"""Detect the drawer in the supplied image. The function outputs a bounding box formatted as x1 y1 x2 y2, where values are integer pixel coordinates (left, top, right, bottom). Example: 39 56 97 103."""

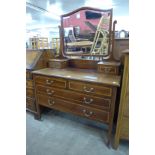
26 80 34 88
26 97 36 112
98 66 118 75
120 117 129 139
37 94 109 123
26 88 34 98
34 75 66 88
36 85 111 110
69 81 112 97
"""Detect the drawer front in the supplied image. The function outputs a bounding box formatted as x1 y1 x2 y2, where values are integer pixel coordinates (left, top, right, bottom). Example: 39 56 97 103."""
69 81 112 97
34 75 66 88
98 66 118 75
37 94 109 123
120 117 129 139
26 88 34 98
36 85 111 110
26 80 34 88
26 97 36 112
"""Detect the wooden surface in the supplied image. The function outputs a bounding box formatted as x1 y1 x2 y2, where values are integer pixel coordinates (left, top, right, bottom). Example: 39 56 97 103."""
32 68 121 87
114 53 129 149
68 59 98 69
113 38 129 60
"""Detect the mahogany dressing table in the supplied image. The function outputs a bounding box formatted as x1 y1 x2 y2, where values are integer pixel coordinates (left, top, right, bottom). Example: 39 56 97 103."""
31 7 121 147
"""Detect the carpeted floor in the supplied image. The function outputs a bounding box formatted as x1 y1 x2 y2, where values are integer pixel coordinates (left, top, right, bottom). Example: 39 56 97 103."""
26 109 129 155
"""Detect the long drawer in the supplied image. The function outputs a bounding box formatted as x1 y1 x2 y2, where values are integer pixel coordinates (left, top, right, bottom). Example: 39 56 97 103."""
36 85 111 110
34 75 67 89
69 81 112 97
37 94 110 123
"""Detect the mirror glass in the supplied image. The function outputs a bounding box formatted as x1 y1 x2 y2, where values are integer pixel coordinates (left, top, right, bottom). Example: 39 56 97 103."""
61 8 112 57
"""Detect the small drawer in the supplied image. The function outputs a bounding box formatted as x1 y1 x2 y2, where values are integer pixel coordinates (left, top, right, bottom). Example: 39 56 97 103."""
98 66 118 75
26 80 34 88
34 75 66 88
97 61 120 75
37 94 109 123
69 81 112 97
26 97 36 112
36 85 111 110
26 88 34 98
36 85 66 99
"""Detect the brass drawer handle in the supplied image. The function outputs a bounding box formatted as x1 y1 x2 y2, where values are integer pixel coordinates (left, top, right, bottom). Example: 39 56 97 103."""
83 86 94 93
46 89 54 95
83 97 93 104
82 109 93 117
48 99 55 106
46 79 54 85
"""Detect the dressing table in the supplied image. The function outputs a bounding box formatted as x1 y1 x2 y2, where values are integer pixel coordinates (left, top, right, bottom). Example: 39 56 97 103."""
32 7 121 146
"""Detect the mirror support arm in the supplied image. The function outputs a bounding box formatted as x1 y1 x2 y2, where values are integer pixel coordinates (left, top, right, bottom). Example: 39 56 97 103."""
109 20 117 61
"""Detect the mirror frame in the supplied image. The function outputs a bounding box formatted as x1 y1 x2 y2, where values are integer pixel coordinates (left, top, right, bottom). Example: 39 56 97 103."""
60 7 113 57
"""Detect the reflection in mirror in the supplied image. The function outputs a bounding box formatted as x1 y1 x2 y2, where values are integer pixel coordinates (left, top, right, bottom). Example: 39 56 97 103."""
61 7 113 58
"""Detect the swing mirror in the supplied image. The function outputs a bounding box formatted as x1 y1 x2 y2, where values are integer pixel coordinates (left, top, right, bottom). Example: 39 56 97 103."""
60 7 113 58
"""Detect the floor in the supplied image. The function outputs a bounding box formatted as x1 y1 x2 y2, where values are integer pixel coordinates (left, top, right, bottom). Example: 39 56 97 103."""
26 109 129 155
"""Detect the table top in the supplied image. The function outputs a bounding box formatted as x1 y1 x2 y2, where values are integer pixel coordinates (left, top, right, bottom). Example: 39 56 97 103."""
32 68 121 87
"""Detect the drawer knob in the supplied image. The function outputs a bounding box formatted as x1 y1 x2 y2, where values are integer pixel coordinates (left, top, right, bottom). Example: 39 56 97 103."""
83 97 93 104
46 79 54 85
48 99 55 106
46 89 54 95
83 86 94 93
82 109 93 117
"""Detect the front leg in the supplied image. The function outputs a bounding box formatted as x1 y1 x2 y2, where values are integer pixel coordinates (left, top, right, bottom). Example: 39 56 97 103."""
34 103 41 120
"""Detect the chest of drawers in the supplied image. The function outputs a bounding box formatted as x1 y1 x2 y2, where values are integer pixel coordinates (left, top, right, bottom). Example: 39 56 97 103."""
32 68 120 145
